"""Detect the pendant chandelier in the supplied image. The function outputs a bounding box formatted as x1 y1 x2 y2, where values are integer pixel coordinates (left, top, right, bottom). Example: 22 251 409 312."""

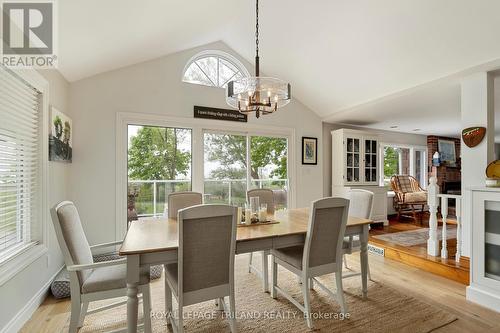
226 0 291 118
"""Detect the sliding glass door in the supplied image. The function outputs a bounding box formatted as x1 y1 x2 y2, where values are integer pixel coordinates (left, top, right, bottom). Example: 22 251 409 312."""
203 131 289 209
127 125 192 219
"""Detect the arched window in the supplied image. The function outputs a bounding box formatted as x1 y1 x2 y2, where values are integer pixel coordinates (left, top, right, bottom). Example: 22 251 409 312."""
182 51 250 88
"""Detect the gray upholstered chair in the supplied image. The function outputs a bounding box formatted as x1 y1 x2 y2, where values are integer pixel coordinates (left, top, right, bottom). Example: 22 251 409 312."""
271 197 349 329
343 189 373 280
166 191 203 219
50 201 152 333
246 189 275 292
164 204 237 333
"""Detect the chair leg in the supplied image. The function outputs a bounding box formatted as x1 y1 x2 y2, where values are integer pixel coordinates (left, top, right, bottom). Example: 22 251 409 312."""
69 297 81 333
335 271 348 314
262 251 269 292
142 285 152 333
343 254 349 270
302 275 313 329
309 278 314 290
228 293 237 333
271 255 277 299
78 302 88 328
176 304 184 333
165 280 172 325
248 252 253 273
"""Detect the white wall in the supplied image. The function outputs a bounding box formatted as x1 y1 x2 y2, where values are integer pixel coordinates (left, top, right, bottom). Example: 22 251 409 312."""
0 69 70 332
69 41 324 245
322 122 428 197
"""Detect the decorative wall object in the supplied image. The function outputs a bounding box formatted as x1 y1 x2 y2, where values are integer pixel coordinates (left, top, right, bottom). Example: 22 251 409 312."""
302 137 317 165
438 139 456 164
462 126 486 148
49 107 72 162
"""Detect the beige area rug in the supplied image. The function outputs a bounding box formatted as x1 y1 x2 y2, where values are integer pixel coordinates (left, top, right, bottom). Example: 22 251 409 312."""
372 226 457 247
68 254 457 333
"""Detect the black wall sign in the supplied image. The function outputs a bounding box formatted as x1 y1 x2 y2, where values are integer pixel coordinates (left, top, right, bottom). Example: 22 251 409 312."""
193 105 247 123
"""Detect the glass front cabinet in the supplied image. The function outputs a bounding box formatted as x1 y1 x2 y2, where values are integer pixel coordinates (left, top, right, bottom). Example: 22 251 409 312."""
468 188 500 311
332 129 379 186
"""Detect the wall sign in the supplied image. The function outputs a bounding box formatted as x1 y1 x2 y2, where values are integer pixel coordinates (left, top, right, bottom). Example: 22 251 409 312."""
462 126 486 148
193 105 247 122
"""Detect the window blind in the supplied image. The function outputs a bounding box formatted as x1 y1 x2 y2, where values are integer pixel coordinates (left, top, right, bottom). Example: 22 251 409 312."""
0 67 40 260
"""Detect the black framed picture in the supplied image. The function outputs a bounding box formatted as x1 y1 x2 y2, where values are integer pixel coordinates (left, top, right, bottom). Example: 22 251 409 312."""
302 137 318 165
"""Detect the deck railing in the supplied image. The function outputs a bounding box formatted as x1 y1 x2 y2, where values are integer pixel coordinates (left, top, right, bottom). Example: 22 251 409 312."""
128 178 288 217
427 176 462 262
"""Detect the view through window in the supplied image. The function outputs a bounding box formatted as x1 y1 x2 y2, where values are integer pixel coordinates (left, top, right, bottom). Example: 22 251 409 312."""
382 145 427 189
127 125 192 219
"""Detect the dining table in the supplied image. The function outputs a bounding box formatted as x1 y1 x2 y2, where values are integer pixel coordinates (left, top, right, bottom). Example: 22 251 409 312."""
119 207 373 333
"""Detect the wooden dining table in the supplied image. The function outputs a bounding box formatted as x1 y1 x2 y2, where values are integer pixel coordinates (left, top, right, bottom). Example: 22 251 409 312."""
119 207 372 333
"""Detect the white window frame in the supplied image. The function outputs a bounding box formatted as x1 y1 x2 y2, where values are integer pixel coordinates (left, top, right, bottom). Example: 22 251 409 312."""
378 142 428 189
181 50 250 88
0 69 49 286
115 112 296 240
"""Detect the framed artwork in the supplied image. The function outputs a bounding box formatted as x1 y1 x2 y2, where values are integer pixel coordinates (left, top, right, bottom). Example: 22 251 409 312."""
49 107 73 162
438 139 456 164
302 137 317 165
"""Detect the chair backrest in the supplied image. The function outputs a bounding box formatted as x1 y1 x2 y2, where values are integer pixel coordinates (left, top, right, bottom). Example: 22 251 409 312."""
177 204 237 294
391 175 422 194
50 201 94 284
247 189 275 214
303 197 349 269
348 189 374 219
167 191 202 219
272 189 287 208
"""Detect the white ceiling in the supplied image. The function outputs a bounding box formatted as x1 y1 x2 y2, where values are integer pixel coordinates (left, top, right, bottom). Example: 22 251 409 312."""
59 0 500 136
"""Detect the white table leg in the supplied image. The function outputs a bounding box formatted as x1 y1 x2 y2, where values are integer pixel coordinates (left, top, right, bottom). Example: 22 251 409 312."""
127 254 140 333
360 225 369 299
262 250 269 293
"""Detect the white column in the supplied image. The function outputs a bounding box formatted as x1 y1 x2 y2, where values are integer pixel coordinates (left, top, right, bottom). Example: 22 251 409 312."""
455 198 462 262
427 177 440 256
461 72 495 258
441 197 448 259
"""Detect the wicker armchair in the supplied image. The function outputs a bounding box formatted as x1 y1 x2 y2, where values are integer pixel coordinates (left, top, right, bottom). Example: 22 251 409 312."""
390 175 427 222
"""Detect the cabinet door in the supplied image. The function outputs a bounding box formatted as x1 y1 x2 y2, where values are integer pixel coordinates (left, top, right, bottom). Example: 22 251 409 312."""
345 137 361 183
473 191 500 290
363 138 378 184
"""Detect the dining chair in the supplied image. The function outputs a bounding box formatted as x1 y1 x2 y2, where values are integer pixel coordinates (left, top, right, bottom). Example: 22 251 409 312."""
166 191 203 219
343 189 373 280
246 188 275 292
271 197 349 329
164 204 238 333
50 201 152 333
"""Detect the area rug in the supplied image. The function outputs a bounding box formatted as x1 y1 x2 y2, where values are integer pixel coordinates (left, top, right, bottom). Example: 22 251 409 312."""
67 254 457 333
372 226 457 247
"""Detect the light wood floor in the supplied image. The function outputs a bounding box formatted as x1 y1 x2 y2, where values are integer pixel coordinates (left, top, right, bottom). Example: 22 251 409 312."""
21 254 500 333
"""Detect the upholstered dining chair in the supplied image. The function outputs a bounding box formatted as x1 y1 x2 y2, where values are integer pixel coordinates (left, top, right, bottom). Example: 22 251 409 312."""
271 197 349 329
50 201 152 333
246 188 275 291
166 191 203 219
164 204 238 333
343 189 374 281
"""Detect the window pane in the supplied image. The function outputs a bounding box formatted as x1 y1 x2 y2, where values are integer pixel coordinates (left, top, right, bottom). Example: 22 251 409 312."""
127 125 192 220
195 57 218 86
383 146 400 187
250 136 288 210
183 63 214 86
204 132 247 205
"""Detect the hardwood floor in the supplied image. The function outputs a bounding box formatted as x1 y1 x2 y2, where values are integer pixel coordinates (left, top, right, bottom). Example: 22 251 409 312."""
21 253 500 333
369 214 470 284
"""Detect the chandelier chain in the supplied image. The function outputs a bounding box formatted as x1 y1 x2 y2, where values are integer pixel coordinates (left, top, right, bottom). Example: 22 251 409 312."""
255 0 259 57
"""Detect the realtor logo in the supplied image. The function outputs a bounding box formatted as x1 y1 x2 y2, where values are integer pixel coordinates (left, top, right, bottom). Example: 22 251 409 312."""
1 1 57 67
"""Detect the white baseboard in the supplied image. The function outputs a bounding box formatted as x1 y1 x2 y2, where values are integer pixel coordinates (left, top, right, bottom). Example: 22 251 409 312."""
0 265 64 333
466 284 500 313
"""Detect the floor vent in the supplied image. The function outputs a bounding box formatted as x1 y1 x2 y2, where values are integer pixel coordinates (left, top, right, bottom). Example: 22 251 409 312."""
368 243 385 257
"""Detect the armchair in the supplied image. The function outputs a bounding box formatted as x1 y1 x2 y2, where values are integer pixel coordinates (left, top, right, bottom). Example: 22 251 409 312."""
390 175 427 223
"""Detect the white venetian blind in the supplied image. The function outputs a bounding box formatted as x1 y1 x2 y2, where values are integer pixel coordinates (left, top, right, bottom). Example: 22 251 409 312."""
0 67 40 260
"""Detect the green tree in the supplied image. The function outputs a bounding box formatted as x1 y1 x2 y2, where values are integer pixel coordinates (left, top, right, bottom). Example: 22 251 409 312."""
204 134 287 180
384 146 399 184
128 127 191 181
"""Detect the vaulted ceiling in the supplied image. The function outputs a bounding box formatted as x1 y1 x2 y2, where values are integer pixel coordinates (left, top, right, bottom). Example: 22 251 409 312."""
59 0 500 136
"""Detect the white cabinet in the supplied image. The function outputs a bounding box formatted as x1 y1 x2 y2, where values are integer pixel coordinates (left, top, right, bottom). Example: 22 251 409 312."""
332 129 379 186
467 188 500 312
331 129 388 225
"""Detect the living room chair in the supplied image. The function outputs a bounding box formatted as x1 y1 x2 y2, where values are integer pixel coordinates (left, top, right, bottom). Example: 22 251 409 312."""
166 191 203 219
164 204 238 333
246 189 275 292
270 197 349 329
391 175 427 223
51 201 152 333
343 189 373 280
